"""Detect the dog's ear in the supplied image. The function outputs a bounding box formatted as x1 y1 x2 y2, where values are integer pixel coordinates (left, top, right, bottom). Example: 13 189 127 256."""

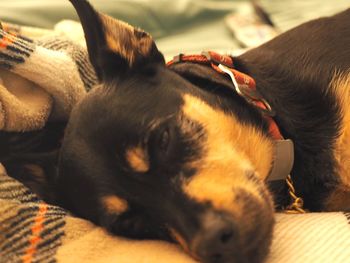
69 0 165 81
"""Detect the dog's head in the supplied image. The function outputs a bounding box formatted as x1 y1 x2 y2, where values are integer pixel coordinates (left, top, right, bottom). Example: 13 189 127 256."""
59 1 275 262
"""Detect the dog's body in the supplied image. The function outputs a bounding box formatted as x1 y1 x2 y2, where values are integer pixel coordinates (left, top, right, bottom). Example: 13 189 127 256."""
236 10 350 212
1 1 350 263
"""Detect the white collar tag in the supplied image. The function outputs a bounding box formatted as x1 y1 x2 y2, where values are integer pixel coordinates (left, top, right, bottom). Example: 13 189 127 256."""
267 139 294 181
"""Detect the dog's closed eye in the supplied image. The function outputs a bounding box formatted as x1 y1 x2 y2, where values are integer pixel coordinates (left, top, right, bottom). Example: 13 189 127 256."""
159 128 170 152
148 125 175 165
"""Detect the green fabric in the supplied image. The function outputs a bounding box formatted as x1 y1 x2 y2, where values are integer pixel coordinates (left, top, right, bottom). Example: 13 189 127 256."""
0 0 241 36
260 0 350 32
0 0 244 58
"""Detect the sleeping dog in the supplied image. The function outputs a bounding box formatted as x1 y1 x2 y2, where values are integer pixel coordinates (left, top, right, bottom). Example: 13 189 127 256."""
2 1 350 263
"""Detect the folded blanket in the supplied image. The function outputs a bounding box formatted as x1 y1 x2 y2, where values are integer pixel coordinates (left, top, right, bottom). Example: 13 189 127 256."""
1 22 350 263
0 21 97 131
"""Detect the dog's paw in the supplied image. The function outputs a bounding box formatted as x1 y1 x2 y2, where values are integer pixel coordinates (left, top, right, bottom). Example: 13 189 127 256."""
100 209 170 241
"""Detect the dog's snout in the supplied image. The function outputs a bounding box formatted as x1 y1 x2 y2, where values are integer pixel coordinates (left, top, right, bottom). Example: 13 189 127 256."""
192 213 239 263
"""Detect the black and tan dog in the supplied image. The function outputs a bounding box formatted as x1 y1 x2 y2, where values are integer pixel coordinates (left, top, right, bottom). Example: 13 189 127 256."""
2 1 350 263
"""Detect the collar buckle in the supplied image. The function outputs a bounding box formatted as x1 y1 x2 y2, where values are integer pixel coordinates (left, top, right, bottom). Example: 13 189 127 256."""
172 53 184 63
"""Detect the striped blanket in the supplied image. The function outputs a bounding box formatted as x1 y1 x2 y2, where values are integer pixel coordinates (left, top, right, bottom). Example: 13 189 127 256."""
0 164 66 263
0 22 350 263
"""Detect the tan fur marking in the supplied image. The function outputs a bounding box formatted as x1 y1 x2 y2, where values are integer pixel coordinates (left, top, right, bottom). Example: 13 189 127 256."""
325 185 350 211
101 195 128 214
333 73 350 188
102 14 153 66
326 73 350 210
24 164 46 184
125 146 150 173
181 94 274 212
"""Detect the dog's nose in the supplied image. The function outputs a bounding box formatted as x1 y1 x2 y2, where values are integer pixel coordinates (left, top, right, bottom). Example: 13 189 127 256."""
193 213 239 263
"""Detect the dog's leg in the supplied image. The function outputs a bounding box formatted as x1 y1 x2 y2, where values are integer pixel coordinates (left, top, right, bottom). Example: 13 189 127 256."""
0 122 65 203
100 207 172 241
2 151 58 204
3 151 171 240
0 122 65 158
2 149 171 240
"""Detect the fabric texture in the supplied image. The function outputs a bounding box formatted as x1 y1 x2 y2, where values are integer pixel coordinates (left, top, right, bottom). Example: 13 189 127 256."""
0 164 66 263
0 22 97 132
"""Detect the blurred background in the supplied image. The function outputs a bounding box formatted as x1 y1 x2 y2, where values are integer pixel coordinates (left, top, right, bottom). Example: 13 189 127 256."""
0 0 349 59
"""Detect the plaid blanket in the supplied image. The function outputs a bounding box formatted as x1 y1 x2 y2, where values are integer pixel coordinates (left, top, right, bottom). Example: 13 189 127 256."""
0 164 66 263
0 21 350 263
0 21 96 132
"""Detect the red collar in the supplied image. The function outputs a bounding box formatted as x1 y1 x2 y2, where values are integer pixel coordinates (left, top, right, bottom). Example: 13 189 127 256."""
167 51 283 140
